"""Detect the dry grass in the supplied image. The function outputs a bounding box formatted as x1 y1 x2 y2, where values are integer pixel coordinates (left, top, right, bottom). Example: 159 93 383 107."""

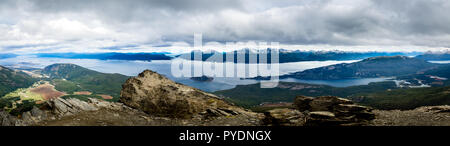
98 94 113 100
74 91 92 95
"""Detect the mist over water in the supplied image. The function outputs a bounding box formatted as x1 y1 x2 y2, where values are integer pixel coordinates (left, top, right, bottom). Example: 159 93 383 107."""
0 56 390 92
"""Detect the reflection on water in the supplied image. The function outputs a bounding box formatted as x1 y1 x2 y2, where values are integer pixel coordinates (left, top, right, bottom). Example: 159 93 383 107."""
0 55 390 92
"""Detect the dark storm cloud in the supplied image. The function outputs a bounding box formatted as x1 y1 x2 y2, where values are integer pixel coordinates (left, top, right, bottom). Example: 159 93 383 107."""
27 0 245 19
372 0 450 35
1 0 450 53
100 44 139 50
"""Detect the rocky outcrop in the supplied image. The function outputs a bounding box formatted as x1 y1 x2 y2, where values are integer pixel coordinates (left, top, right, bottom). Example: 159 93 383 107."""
35 97 261 126
262 108 305 126
0 111 17 126
17 107 47 126
293 96 375 126
372 105 450 126
120 70 252 119
0 98 135 126
47 98 98 117
1 70 263 126
293 96 314 111
260 95 375 126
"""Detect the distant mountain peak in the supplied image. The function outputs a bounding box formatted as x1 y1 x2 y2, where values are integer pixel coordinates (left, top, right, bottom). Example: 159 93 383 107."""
46 63 80 67
284 55 438 80
415 51 450 61
43 64 86 74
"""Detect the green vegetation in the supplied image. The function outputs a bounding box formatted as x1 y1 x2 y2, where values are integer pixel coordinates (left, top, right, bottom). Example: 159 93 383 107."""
51 79 81 94
216 79 450 110
178 49 416 63
397 64 450 86
9 100 38 116
0 82 45 115
0 65 36 97
3 87 44 101
350 86 450 110
42 64 130 98
0 97 20 110
61 94 116 102
215 81 397 108
0 63 126 115
1 90 41 116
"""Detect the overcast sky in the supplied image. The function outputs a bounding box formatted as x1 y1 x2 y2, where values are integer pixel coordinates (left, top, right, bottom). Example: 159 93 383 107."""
1 0 450 54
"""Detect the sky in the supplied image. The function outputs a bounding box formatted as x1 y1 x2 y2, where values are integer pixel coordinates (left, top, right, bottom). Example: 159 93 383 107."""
1 0 450 54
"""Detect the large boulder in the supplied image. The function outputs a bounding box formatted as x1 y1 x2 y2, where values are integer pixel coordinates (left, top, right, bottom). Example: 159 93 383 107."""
46 98 98 117
293 96 313 111
14 98 135 126
309 96 353 111
120 70 245 118
262 108 305 126
293 96 375 126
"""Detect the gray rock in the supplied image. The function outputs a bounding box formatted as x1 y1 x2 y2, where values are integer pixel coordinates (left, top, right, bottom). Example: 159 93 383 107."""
309 96 353 111
263 108 305 126
290 96 375 126
0 111 16 126
21 112 33 122
335 104 370 112
306 111 343 126
30 106 46 119
309 111 335 119
66 98 98 111
293 96 314 111
48 98 70 115
120 70 250 118
46 98 101 117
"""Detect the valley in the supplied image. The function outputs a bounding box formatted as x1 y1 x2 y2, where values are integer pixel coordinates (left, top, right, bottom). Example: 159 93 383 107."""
177 49 419 63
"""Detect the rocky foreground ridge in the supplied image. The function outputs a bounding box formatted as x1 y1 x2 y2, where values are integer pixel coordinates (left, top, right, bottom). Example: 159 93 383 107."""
1 70 449 126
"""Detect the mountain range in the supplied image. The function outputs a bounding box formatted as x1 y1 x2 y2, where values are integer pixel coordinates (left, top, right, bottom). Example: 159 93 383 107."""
35 52 173 61
0 54 18 59
415 52 450 61
282 56 440 80
42 64 130 99
177 49 421 63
